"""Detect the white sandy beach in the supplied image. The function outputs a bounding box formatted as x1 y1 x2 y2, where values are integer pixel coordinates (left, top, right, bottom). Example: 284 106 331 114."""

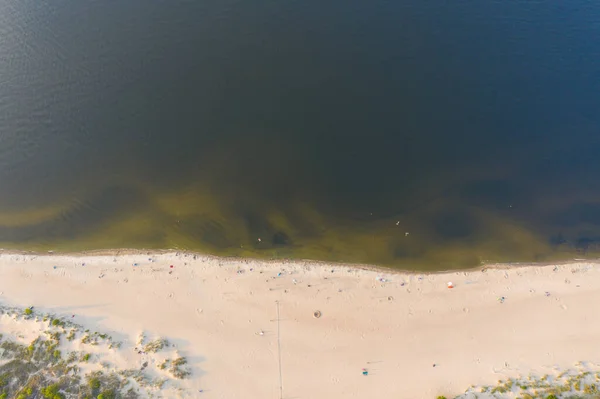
0 251 599 398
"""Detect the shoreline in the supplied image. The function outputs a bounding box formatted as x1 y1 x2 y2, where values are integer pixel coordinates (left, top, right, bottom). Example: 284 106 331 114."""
1 247 597 275
1 251 600 397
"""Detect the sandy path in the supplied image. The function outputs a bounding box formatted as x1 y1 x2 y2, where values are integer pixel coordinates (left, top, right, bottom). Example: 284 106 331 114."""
0 252 598 398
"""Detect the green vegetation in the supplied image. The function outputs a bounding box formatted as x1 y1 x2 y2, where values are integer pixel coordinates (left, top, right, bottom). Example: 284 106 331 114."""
88 377 101 390
0 306 191 399
170 357 191 379
449 370 600 398
158 360 168 370
66 329 76 341
97 390 116 399
41 383 62 398
584 384 599 395
24 308 32 316
143 338 169 353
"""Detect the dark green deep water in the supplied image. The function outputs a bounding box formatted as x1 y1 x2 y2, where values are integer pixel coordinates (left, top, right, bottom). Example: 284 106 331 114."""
1 0 600 269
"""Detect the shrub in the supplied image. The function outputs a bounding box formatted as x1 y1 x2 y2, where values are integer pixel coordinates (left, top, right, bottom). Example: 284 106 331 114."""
584 384 599 394
24 308 33 316
17 386 33 398
436 396 447 399
0 393 7 399
41 383 60 398
89 377 101 390
546 395 558 399
53 349 61 359
143 338 169 353
82 353 91 362
172 357 187 366
51 319 60 327
491 385 507 393
170 357 191 379
97 390 115 399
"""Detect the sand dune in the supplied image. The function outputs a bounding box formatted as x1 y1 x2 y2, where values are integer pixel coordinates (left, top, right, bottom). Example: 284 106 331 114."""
0 251 599 398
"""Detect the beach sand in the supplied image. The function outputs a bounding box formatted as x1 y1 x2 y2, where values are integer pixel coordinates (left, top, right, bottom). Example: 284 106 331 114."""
0 251 599 398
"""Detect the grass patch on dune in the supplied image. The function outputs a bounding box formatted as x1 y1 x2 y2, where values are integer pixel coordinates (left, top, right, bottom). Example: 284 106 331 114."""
0 305 193 399
441 368 600 398
143 338 169 353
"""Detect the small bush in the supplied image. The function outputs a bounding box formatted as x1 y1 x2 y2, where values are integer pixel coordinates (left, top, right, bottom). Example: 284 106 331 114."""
97 390 116 399
46 342 58 355
81 335 93 345
88 377 101 390
51 319 60 327
0 393 7 399
53 349 61 359
143 338 169 353
41 383 61 398
24 308 33 316
170 357 191 379
584 384 599 394
82 353 91 362
436 396 447 399
491 385 507 393
546 395 558 399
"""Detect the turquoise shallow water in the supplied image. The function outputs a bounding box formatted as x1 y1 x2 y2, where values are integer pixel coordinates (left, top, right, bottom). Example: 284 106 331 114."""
0 0 599 269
